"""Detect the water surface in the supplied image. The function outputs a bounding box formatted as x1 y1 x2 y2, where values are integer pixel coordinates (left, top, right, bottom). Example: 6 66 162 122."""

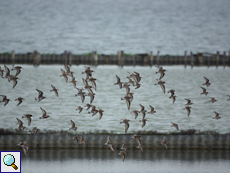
0 0 229 54
0 65 230 134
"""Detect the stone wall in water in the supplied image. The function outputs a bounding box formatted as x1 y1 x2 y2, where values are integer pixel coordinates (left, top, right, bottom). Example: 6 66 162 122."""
0 51 229 67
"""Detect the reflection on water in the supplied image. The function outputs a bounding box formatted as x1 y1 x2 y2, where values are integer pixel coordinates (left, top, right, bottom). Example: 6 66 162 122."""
20 150 230 173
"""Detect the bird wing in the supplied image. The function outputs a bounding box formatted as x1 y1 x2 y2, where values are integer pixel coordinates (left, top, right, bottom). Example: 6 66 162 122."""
125 122 129 133
36 89 43 96
40 107 46 115
70 120 75 127
160 83 166 93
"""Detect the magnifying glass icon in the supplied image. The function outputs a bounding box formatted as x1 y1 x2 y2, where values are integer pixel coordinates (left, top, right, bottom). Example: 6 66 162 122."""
3 154 18 170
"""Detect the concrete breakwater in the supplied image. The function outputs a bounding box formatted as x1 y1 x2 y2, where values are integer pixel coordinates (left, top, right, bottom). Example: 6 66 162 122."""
0 50 229 67
0 133 229 150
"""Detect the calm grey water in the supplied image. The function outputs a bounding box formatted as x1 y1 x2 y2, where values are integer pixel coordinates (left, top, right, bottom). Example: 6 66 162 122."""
0 65 230 134
0 0 230 54
19 150 229 173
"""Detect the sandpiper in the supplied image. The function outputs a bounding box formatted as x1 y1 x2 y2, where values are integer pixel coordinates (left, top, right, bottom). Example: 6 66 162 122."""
98 109 104 120
17 141 30 156
104 136 114 151
79 136 86 144
185 99 193 105
183 106 191 117
120 119 130 133
132 135 142 145
122 82 131 94
73 136 80 143
118 151 126 162
32 127 39 135
209 97 217 103
155 79 166 94
0 95 10 106
11 75 18 88
86 92 95 103
127 76 135 86
213 111 221 120
135 82 141 89
121 95 132 110
171 122 179 130
121 143 128 151
140 119 147 128
168 89 175 99
155 66 166 80
69 120 78 131
35 89 46 102
89 77 97 91
203 77 211 87
75 88 86 103
50 84 58 97
39 107 50 119
4 65 10 78
22 114 32 126
114 75 123 89
12 66 22 77
69 76 77 88
137 143 144 151
16 118 26 131
128 92 134 102
139 104 147 119
84 103 93 110
64 64 74 77
148 105 156 114
200 87 208 95
132 110 139 119
171 95 177 104
82 66 94 80
162 138 168 149
60 69 68 83
15 97 24 106
76 106 84 113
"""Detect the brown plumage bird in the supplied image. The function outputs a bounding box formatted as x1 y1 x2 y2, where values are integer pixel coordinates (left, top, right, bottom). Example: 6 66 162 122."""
35 89 46 102
171 122 179 130
121 95 132 110
39 107 50 119
203 77 211 87
50 84 58 97
140 119 147 128
132 110 139 119
200 87 208 95
183 106 191 117
22 114 32 126
155 79 166 94
0 95 10 106
162 138 168 149
120 119 130 133
15 97 24 106
148 105 156 114
17 141 30 156
69 120 77 131
185 99 193 105
76 106 84 113
213 111 221 120
118 151 126 162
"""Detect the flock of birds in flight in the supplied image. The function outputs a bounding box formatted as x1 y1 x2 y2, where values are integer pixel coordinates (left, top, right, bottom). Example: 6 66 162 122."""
1 64 229 161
